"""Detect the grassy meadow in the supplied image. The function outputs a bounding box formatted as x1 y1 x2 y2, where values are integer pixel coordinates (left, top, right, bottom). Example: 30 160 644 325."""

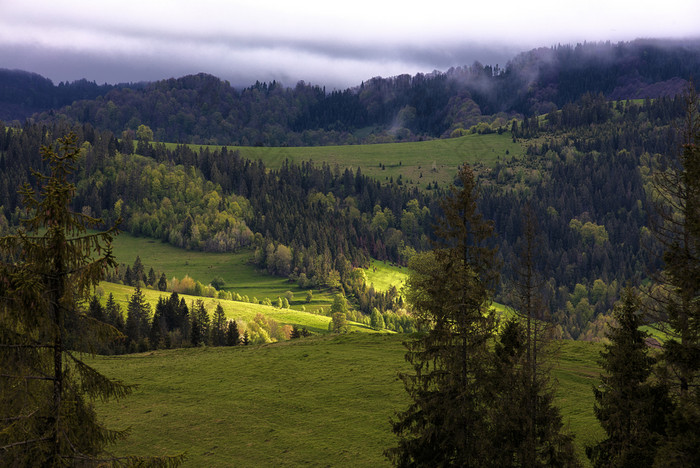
98 282 355 335
365 259 408 292
90 334 603 467
108 231 336 311
161 132 523 189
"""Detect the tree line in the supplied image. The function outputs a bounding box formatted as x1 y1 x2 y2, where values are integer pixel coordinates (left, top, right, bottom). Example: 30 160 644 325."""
2 40 697 147
0 90 693 337
388 87 699 465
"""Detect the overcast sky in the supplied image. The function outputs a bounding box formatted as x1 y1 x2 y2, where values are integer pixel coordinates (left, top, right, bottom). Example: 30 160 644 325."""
1 0 699 89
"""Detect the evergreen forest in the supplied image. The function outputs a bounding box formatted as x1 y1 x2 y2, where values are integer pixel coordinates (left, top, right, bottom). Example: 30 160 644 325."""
1 38 699 466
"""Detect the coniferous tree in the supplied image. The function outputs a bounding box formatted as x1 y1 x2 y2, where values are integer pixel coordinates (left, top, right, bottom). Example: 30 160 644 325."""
386 164 500 466
587 288 670 467
125 284 151 351
225 320 240 346
491 206 579 467
648 85 700 467
132 256 145 285
124 265 134 286
211 303 226 346
149 297 168 349
147 267 156 287
190 319 201 347
88 295 106 323
158 272 168 291
194 300 210 345
0 133 181 466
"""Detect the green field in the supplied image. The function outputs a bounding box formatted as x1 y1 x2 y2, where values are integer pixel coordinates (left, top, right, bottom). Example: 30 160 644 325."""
98 282 362 335
90 334 603 467
108 232 336 311
108 232 413 312
161 132 523 189
365 259 408 292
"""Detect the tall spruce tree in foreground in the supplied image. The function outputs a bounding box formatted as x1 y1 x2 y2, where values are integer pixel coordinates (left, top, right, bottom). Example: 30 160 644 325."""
490 206 579 467
587 288 670 467
0 133 182 466
647 86 700 466
385 164 500 466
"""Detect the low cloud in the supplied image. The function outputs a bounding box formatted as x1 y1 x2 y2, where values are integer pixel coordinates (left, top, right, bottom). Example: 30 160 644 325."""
1 0 699 88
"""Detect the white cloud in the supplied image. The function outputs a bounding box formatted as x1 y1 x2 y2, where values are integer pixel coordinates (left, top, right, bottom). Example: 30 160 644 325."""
1 0 699 87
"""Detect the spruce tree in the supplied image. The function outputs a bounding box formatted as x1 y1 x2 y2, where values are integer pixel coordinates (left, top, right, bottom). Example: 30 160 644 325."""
648 85 700 466
385 164 500 466
194 300 210 345
158 272 168 291
0 133 181 466
147 267 156 287
125 284 151 351
211 303 227 346
226 320 240 346
500 204 579 467
132 255 145 285
588 288 670 467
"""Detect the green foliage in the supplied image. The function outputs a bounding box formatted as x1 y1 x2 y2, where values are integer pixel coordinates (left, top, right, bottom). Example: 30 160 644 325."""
97 153 254 252
330 312 349 334
136 124 154 142
125 285 152 352
370 308 385 330
211 303 227 346
387 164 502 466
587 288 671 467
210 276 225 291
330 293 349 316
225 320 240 346
0 133 181 466
648 86 700 467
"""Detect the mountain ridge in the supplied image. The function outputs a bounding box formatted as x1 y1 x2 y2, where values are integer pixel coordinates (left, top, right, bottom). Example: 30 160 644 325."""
2 39 698 146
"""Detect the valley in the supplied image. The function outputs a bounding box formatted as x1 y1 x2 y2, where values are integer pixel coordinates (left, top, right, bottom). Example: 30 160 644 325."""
2 37 699 466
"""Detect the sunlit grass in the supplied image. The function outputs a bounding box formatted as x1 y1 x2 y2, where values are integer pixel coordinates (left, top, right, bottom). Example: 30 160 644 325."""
90 335 603 467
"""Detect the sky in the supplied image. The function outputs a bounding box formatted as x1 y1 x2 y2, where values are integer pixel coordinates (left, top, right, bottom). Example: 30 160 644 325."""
1 0 699 90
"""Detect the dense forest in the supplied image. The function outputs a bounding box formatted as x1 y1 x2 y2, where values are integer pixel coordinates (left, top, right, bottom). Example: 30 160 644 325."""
1 39 699 341
0 90 691 339
3 39 699 145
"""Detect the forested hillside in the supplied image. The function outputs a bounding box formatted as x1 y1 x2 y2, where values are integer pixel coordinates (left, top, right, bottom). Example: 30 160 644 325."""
0 90 691 339
1 39 699 340
4 39 699 146
0 68 131 121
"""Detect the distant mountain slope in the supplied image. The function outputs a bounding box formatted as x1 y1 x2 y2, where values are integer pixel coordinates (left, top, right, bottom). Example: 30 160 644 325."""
0 69 127 121
2 39 699 145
